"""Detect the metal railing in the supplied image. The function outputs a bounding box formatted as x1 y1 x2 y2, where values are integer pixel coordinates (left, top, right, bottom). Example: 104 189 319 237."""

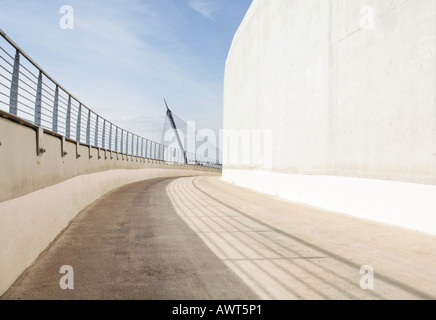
0 29 221 169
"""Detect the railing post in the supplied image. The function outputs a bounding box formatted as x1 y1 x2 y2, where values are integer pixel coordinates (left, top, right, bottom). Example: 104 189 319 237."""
120 129 123 155
102 119 106 149
86 110 93 159
66 96 71 139
136 136 139 158
131 133 134 157
94 115 99 147
86 109 91 145
126 132 129 155
106 122 110 160
76 103 82 142
126 132 129 161
52 85 59 133
9 49 20 115
34 71 43 127
128 134 131 155
141 138 144 158
115 127 118 156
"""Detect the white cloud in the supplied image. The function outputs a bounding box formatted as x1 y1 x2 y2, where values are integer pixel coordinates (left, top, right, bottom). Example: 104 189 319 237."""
187 0 221 20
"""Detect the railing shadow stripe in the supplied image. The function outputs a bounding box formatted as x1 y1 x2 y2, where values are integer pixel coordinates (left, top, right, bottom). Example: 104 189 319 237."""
191 177 435 300
181 179 372 299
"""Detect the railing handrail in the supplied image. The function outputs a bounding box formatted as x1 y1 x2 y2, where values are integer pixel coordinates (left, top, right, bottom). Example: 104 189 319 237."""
0 29 222 168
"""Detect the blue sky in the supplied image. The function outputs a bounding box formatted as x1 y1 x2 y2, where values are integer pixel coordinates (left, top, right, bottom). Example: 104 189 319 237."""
0 0 252 142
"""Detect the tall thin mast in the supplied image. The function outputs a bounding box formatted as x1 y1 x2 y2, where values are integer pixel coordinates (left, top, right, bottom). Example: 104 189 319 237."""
164 99 188 164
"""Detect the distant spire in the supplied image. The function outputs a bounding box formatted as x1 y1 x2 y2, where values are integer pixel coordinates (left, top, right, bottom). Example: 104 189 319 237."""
164 98 170 111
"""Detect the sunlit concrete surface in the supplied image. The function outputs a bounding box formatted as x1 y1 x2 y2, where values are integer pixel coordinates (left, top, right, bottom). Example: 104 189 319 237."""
2 176 436 300
222 169 436 236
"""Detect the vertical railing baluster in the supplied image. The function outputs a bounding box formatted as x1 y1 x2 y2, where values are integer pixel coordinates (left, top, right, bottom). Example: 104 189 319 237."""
9 49 20 115
120 129 124 155
136 136 139 157
102 120 106 149
94 115 99 147
52 85 59 133
76 103 82 142
66 96 71 139
125 132 128 155
86 109 91 145
141 138 144 158
131 133 134 157
34 71 43 127
115 127 118 153
126 132 129 155
109 123 112 150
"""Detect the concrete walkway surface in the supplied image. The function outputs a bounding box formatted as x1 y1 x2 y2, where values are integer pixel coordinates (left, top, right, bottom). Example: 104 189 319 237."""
2 176 436 300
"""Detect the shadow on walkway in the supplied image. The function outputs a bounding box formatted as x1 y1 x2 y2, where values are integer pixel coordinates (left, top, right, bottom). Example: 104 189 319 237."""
164 177 436 300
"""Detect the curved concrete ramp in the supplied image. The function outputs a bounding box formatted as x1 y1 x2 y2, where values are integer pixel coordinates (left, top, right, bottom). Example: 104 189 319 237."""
1 177 256 300
2 177 436 300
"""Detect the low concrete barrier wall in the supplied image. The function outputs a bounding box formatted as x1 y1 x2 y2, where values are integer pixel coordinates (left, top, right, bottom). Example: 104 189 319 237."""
0 115 219 204
0 115 220 295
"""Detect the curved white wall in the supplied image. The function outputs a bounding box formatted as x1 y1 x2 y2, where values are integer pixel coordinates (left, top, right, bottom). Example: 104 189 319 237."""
223 0 436 233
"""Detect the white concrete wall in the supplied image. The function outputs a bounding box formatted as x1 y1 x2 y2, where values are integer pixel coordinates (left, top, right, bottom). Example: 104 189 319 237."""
223 0 436 233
